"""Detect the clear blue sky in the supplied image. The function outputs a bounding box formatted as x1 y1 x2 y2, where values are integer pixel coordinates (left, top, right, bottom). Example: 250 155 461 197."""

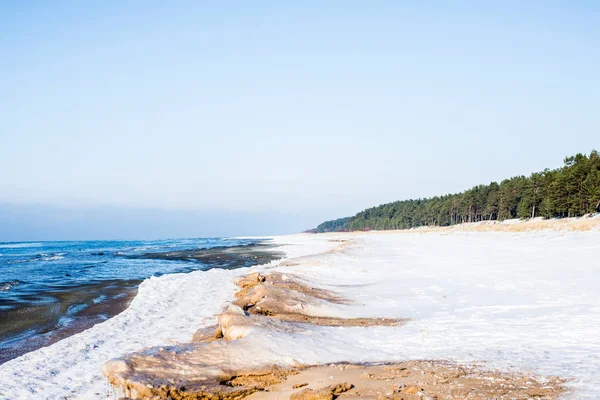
1 1 599 239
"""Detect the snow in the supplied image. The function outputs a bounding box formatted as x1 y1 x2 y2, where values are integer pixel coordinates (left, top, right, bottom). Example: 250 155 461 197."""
264 231 600 399
0 238 331 399
1 230 599 399
0 269 239 399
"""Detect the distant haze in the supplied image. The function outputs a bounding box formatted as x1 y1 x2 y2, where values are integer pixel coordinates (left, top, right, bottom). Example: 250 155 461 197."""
1 2 599 239
0 204 309 241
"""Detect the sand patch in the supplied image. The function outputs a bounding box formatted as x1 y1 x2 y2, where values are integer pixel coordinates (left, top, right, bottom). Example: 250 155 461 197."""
103 361 566 399
248 362 566 400
335 215 600 235
232 273 403 327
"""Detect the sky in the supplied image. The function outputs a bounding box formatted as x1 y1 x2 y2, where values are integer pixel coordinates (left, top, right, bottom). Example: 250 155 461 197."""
1 1 599 240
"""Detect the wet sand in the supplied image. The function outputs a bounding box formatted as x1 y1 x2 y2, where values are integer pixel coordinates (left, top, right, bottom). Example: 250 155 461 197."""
127 242 285 269
0 280 139 364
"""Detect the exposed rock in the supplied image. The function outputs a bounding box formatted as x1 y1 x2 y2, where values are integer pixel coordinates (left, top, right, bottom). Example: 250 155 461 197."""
234 273 266 290
233 273 405 327
192 325 223 343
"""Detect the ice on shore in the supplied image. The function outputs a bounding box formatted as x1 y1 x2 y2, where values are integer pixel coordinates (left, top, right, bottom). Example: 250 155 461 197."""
1 230 599 399
0 268 240 399
0 237 333 399
264 231 600 399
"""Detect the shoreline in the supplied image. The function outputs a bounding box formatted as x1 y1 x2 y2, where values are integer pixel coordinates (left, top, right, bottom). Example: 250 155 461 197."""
1 220 599 398
0 265 244 398
0 241 286 399
0 241 284 365
103 220 599 399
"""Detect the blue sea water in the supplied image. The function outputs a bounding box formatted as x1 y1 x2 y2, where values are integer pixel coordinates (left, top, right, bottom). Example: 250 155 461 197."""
0 237 265 361
0 238 256 291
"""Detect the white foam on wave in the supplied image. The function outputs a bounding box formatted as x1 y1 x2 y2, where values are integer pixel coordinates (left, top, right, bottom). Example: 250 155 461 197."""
40 255 65 261
0 280 21 292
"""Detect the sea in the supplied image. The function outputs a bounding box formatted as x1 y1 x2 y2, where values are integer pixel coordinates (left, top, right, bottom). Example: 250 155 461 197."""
0 237 277 363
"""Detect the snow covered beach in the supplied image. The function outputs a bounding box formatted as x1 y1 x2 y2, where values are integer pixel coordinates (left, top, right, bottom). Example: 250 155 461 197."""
1 220 600 399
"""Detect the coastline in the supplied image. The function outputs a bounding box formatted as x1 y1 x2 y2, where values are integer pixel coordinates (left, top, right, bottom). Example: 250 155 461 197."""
0 265 243 398
1 218 599 398
0 241 286 399
0 241 284 366
104 217 598 399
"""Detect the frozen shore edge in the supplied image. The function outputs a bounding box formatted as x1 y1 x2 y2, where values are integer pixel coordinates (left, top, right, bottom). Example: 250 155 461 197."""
1 216 599 399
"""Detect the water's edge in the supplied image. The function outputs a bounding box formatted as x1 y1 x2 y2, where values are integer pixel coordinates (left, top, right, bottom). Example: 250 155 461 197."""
0 240 284 364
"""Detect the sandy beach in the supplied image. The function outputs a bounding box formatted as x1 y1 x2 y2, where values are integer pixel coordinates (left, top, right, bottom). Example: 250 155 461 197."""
4 3 598 398
1 217 599 399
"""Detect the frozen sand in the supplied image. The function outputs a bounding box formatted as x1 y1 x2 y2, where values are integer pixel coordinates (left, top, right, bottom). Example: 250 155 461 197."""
0 238 330 399
271 231 600 398
1 224 600 399
247 362 565 400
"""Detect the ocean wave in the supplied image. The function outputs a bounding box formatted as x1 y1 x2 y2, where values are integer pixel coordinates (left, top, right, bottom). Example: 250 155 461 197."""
8 253 66 264
40 255 65 261
0 280 23 292
66 303 89 316
92 295 107 304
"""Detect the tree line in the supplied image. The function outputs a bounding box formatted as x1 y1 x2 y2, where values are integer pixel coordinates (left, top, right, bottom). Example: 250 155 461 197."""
308 217 351 233
312 150 600 232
